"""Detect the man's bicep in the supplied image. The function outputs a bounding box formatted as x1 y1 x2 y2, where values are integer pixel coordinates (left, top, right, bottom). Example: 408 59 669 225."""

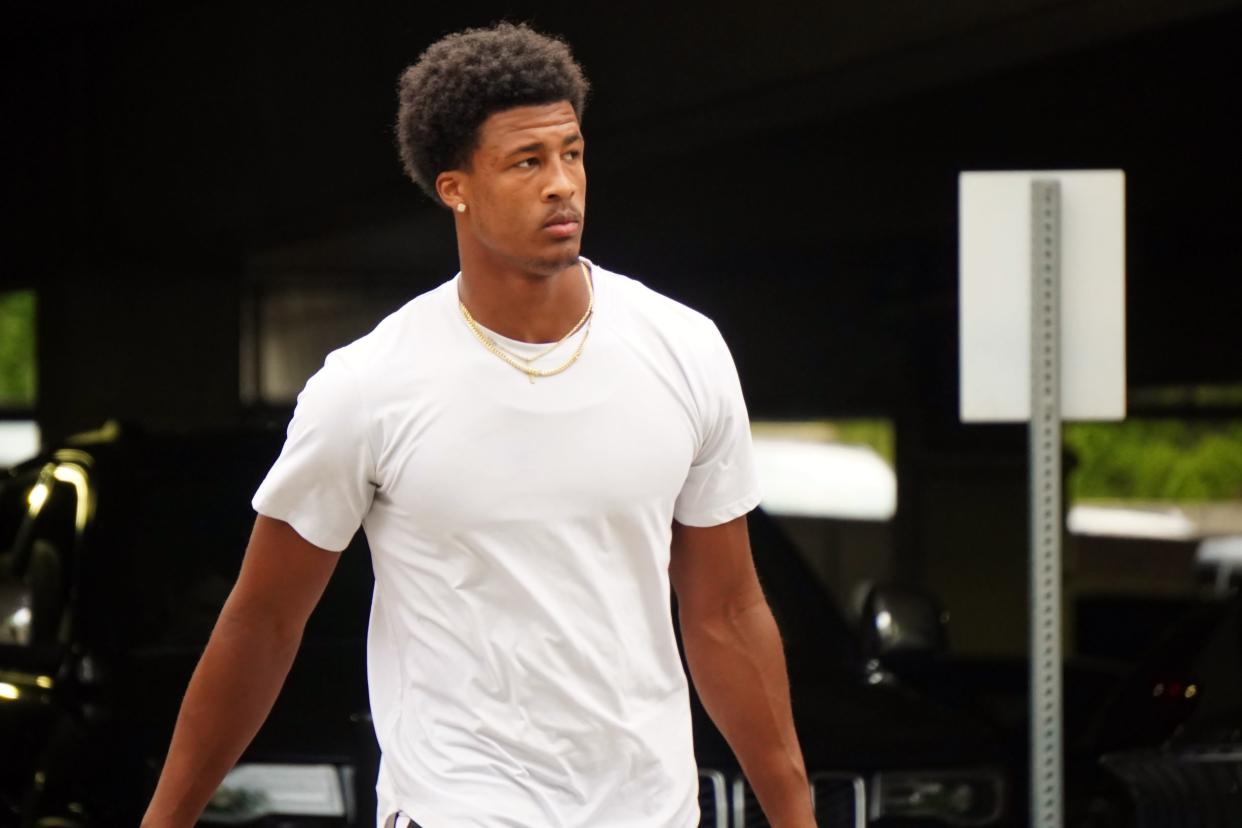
669 514 764 620
225 514 343 636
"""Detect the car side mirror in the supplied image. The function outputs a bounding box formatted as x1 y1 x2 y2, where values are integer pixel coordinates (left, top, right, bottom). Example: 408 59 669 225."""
860 583 948 664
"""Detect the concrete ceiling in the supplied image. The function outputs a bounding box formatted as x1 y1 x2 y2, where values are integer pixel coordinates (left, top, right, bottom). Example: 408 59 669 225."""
6 1 1242 420
6 0 1240 258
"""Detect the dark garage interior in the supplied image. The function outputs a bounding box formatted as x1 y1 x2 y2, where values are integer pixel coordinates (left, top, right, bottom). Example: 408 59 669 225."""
3 1 1242 826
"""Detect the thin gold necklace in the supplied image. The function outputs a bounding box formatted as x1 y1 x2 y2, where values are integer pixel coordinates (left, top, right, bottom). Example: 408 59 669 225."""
459 260 594 382
489 261 594 366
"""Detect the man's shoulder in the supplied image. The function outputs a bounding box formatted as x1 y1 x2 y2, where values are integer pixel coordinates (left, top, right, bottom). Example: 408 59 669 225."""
329 277 455 372
596 261 742 416
596 262 719 340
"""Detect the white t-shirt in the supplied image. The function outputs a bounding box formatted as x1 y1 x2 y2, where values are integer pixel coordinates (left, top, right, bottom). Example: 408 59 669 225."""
252 260 760 828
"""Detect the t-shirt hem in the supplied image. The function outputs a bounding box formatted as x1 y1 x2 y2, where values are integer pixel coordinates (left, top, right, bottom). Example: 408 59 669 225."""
673 488 762 528
251 494 353 552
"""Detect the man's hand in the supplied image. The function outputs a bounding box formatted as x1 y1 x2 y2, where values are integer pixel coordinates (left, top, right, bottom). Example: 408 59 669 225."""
141 515 341 828
669 514 816 828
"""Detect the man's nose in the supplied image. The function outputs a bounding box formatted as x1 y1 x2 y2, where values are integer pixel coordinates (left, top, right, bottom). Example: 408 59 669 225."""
542 157 576 201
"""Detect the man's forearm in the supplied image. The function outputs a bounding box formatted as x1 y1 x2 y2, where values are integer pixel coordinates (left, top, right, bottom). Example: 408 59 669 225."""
681 598 815 828
141 601 302 828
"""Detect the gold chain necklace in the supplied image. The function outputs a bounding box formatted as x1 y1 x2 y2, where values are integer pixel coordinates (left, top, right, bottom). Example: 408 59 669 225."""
489 260 593 366
459 261 594 382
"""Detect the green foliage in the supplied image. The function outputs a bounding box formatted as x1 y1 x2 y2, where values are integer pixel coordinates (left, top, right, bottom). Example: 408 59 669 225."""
0 291 36 407
831 419 896 466
1130 383 1242 409
1064 419 1242 502
750 418 896 466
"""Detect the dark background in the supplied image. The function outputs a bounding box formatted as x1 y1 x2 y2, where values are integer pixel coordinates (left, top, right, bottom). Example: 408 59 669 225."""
4 0 1241 657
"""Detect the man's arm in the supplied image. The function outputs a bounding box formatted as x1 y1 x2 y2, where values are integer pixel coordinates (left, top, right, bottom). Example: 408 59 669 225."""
141 515 341 828
669 514 815 828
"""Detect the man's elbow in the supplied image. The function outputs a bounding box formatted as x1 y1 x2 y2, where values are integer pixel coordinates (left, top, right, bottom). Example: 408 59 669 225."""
679 590 775 647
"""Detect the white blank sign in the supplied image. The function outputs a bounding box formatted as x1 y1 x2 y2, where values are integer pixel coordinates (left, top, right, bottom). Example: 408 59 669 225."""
959 170 1126 422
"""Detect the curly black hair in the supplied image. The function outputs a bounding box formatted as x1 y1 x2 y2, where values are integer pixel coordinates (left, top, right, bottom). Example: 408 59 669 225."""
396 22 590 205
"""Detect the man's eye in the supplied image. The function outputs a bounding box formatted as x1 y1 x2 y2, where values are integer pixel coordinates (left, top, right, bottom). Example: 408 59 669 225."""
516 158 538 169
563 150 581 161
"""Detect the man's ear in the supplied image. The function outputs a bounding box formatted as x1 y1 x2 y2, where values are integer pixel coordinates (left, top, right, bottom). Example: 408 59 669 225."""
436 171 467 212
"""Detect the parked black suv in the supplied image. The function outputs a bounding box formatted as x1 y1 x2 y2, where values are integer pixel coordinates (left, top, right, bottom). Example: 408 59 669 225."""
0 425 378 827
1 425 1011 827
1069 586 1242 828
697 507 1012 828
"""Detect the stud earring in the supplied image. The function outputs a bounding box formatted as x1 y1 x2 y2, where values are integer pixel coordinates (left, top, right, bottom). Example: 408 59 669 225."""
456 203 467 213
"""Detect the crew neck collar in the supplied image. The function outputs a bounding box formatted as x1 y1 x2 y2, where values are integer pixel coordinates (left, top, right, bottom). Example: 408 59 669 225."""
450 257 602 348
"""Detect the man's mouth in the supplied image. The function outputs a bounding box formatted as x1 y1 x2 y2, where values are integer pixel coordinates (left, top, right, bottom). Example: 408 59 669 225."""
543 211 582 239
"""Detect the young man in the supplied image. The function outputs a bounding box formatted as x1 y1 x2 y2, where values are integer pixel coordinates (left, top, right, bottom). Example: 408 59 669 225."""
143 23 814 828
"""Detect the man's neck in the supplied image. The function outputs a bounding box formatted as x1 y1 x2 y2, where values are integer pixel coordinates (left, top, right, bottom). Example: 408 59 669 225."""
456 250 589 344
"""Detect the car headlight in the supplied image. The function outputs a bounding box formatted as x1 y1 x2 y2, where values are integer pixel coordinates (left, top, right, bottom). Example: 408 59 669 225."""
869 769 1005 825
201 763 351 823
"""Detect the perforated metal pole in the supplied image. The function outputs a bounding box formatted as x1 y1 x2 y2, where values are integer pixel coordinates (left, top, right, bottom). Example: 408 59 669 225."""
1029 179 1064 828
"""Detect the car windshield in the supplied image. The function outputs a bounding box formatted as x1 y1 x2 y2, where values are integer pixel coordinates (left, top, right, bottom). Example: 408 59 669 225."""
96 435 375 650
0 470 34 557
0 435 371 655
746 507 859 677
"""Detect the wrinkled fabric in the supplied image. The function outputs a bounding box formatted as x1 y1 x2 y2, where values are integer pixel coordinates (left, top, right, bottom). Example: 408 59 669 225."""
254 262 760 827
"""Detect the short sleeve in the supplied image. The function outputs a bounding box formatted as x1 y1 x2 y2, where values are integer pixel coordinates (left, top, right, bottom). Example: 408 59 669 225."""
672 325 761 527
252 352 377 551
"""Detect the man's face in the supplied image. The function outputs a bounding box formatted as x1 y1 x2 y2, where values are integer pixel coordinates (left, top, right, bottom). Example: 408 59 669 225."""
448 100 586 276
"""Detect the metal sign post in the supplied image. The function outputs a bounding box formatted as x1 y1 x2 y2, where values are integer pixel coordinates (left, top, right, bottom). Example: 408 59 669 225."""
960 168 1125 828
1029 179 1063 828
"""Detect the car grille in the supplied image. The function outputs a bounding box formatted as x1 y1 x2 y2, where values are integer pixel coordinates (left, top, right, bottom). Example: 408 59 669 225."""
698 769 865 828
811 773 867 828
699 770 730 828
